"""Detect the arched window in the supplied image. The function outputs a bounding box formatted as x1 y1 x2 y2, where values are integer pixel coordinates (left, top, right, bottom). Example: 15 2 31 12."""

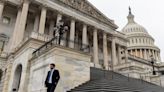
12 64 22 91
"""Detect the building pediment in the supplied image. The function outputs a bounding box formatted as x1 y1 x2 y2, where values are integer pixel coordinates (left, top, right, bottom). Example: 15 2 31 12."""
54 0 118 29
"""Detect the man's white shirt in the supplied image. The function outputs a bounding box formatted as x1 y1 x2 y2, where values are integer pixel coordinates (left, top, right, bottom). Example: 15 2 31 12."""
48 69 55 83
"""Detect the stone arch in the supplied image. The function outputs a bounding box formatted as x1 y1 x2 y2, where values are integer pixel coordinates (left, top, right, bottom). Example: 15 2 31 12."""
12 64 23 92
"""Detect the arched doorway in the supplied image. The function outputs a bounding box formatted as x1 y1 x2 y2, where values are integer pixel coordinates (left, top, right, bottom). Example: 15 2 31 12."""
12 64 22 92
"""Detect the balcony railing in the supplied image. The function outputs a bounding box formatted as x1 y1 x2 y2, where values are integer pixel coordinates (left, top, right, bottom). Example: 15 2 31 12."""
29 31 53 42
13 32 53 52
32 36 90 57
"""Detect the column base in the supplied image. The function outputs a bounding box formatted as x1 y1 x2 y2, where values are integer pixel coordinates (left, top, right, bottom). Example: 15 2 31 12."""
90 63 101 68
104 66 111 70
95 64 102 68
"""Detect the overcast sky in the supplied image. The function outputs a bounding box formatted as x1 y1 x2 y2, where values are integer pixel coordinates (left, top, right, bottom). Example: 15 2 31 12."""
88 0 164 62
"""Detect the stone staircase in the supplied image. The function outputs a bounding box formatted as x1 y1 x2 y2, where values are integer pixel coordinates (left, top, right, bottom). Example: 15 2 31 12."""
68 67 164 92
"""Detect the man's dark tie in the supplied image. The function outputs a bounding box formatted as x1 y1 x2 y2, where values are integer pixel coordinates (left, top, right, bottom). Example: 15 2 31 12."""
47 71 51 82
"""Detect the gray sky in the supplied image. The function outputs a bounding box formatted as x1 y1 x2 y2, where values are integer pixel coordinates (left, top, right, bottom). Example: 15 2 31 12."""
88 0 164 62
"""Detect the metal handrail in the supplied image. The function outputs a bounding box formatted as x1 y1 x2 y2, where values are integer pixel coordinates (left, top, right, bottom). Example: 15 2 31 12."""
32 36 90 57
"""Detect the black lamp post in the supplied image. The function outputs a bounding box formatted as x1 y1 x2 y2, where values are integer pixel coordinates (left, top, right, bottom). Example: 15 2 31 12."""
53 19 68 45
150 55 156 75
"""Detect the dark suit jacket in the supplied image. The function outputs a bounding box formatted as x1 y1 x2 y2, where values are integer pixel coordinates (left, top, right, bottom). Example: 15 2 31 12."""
45 69 60 86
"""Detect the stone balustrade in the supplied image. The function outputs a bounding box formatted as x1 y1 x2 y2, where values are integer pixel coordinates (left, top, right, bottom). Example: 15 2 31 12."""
29 31 53 42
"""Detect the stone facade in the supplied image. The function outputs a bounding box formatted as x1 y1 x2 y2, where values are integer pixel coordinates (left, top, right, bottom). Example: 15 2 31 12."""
0 0 163 92
29 47 91 92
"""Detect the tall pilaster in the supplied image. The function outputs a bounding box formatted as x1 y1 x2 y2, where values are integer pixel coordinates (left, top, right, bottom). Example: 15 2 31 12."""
93 28 99 67
69 19 75 48
38 6 47 34
112 37 117 67
103 33 108 69
0 0 4 20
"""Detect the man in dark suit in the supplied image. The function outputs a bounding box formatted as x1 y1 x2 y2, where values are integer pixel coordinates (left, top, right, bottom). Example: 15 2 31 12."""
45 63 60 92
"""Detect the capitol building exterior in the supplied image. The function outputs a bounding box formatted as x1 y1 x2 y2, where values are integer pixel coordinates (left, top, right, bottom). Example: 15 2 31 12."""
122 8 161 62
0 0 163 92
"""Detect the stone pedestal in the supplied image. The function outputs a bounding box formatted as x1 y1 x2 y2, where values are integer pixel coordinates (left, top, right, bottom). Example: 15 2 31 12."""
29 47 91 92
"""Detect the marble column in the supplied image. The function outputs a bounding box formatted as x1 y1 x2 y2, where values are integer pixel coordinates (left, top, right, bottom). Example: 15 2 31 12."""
130 50 133 55
14 1 29 49
112 37 117 67
152 50 155 59
140 49 143 58
157 52 160 61
38 6 47 34
117 45 121 64
148 49 151 57
33 14 40 32
9 9 22 51
0 1 4 20
154 51 157 61
103 33 108 69
144 49 147 59
49 18 55 36
69 19 75 48
93 28 99 67
125 48 128 63
135 49 138 57
82 24 88 48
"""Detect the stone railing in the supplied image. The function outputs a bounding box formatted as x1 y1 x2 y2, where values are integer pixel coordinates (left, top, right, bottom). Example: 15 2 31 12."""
28 31 53 42
32 36 90 57
14 32 53 53
0 52 8 58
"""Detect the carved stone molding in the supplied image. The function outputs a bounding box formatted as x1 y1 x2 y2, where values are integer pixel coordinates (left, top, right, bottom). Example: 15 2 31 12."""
51 0 117 29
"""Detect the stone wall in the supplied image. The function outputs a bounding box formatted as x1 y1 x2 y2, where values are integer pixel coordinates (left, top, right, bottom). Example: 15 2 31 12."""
29 47 91 92
0 57 7 92
160 75 164 87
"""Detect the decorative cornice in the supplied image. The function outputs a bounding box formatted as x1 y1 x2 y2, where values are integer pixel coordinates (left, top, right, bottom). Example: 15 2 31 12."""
19 0 31 6
127 46 160 51
52 0 118 29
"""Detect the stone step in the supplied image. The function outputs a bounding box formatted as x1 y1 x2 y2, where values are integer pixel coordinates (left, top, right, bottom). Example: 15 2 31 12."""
68 67 164 92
